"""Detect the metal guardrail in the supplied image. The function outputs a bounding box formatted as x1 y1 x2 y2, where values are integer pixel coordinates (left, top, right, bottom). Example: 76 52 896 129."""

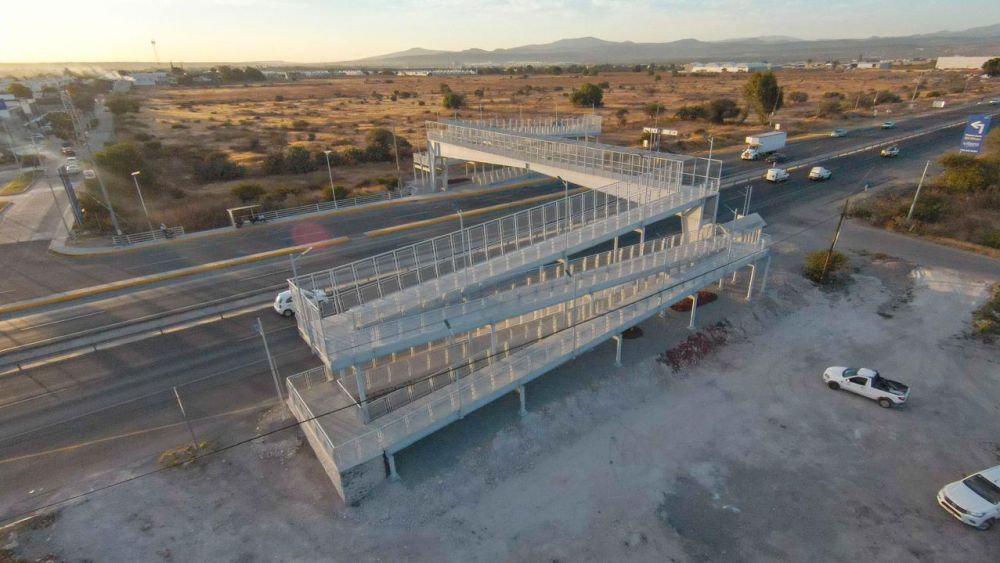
111 226 185 246
244 189 409 225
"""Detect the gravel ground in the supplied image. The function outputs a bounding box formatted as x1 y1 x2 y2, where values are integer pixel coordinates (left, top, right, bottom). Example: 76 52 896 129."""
3 250 999 562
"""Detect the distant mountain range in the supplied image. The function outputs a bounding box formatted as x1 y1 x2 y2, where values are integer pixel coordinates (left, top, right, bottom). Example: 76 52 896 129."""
340 24 1000 67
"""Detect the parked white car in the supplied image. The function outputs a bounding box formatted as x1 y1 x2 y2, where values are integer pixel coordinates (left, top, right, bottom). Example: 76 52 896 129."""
938 465 1000 530
830 128 847 138
822 367 909 408
880 146 900 158
764 168 789 183
808 166 832 181
273 289 329 317
881 121 896 129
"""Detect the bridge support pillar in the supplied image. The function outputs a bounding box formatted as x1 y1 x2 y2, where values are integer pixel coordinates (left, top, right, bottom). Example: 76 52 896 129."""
612 236 619 260
745 263 757 301
633 227 645 254
442 161 449 191
680 203 705 242
386 452 400 481
688 293 699 330
759 255 771 296
352 365 370 423
428 143 438 192
516 385 527 417
613 334 623 367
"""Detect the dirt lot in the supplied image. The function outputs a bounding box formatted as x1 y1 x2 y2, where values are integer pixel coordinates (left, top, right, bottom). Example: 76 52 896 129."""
4 231 998 561
92 68 992 233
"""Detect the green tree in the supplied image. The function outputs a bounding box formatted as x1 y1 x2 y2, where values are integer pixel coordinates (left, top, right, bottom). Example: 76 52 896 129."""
6 83 32 99
938 153 997 192
230 183 265 203
193 152 245 183
94 142 147 178
569 83 603 107
442 92 465 109
675 104 708 121
615 108 629 126
743 71 783 124
982 57 1000 77
285 146 317 174
707 98 740 124
105 94 141 116
47 112 76 141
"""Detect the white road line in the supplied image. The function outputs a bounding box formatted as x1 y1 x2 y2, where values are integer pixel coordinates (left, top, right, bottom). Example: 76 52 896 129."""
18 310 101 331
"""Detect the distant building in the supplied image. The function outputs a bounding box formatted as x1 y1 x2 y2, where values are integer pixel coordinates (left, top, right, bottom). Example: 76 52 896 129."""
852 61 892 70
935 56 997 70
396 69 476 76
128 72 174 87
685 62 775 73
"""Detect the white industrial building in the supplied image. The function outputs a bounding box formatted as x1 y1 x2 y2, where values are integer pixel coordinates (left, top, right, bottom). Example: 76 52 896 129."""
935 56 997 70
686 62 775 73
853 61 892 70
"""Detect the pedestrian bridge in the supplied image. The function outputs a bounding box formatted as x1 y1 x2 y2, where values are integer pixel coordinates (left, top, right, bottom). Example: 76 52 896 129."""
283 117 767 502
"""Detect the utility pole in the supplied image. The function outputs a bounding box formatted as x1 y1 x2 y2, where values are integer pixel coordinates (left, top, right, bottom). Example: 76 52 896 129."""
391 123 402 192
172 386 200 450
907 160 931 221
256 317 285 404
322 150 334 194
820 197 851 283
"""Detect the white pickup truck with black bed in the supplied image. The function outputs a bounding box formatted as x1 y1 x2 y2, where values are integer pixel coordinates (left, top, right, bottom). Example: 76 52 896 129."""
822 367 909 408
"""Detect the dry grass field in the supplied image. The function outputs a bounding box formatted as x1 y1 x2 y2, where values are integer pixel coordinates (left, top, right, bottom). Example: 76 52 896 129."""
90 68 990 234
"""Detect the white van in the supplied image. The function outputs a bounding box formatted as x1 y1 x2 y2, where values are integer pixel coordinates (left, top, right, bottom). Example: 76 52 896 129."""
764 168 789 183
273 289 330 317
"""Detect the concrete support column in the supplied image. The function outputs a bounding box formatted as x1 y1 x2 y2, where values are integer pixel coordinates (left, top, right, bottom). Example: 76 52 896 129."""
386 452 400 481
634 227 645 256
490 322 498 356
613 334 623 367
442 160 449 191
759 255 772 295
688 293 699 330
516 385 527 417
352 365 369 423
427 144 437 193
612 236 619 261
680 203 705 242
745 263 757 301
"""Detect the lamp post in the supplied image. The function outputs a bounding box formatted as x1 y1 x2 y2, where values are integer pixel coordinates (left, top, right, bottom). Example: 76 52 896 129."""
289 246 313 280
130 170 153 233
322 150 334 194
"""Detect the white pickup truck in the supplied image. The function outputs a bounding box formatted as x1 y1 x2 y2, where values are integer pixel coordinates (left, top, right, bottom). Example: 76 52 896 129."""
822 367 910 408
938 465 1000 530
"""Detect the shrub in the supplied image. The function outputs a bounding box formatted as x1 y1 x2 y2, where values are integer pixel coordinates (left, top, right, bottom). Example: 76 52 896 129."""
105 94 141 115
262 151 285 175
816 100 843 117
675 104 708 121
322 185 349 201
788 90 809 103
802 250 849 284
230 183 265 203
971 284 1000 335
94 142 146 178
193 152 245 183
707 98 740 124
441 92 465 109
822 91 843 99
291 119 310 130
938 153 997 191
284 146 317 174
925 90 941 98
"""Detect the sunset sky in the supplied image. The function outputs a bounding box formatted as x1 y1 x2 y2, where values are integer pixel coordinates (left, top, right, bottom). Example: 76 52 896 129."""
3 0 999 63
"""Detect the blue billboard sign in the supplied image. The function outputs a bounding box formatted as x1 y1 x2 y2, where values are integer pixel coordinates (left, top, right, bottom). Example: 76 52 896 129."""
959 114 992 154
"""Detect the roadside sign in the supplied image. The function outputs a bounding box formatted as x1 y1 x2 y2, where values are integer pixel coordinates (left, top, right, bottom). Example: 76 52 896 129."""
642 127 679 136
959 114 992 154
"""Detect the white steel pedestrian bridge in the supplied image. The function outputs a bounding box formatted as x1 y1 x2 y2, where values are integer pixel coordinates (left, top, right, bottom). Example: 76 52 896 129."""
284 117 769 501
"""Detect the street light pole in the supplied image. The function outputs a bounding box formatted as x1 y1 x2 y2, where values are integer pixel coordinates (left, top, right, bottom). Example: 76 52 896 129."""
323 150 334 194
289 246 313 280
130 170 153 233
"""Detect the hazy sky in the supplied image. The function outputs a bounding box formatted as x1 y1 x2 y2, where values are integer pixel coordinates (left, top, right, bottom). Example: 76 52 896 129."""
3 0 999 63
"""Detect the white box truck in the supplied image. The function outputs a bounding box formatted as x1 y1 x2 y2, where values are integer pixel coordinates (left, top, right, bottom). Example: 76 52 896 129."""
741 131 787 160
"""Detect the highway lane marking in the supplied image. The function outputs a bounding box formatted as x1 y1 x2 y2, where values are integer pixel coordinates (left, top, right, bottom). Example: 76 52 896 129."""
15 310 101 331
0 402 267 466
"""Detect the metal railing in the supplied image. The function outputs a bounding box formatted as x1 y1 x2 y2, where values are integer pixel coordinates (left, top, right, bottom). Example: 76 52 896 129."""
445 115 603 137
291 226 769 471
111 226 185 246
427 120 720 194
291 177 712 359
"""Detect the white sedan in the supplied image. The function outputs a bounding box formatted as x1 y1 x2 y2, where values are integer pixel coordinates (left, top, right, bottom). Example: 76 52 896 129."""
808 166 832 181
822 367 910 408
